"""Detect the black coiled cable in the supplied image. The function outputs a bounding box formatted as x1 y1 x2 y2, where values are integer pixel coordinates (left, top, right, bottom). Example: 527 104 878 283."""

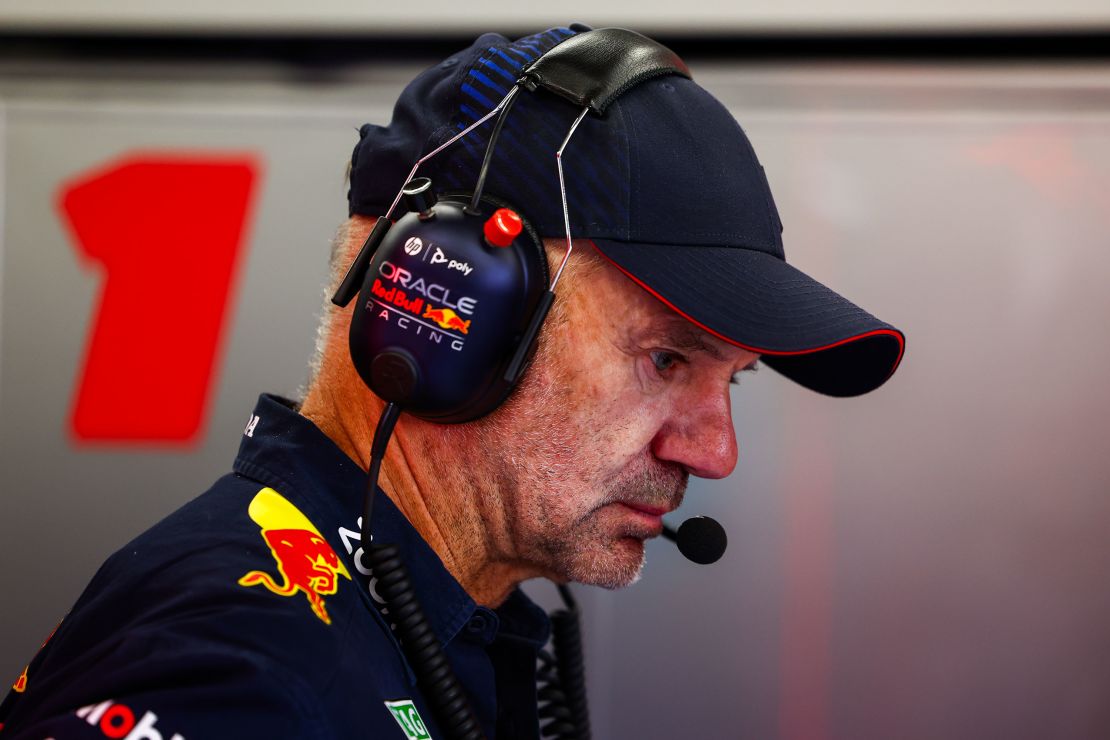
361 403 592 739
361 403 485 740
538 585 591 740
364 542 484 740
537 641 570 735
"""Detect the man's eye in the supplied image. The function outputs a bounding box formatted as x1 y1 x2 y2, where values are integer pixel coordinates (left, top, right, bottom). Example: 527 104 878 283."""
650 351 679 374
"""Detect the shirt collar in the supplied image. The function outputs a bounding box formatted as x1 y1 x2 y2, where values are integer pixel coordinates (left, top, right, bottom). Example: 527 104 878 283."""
232 394 549 648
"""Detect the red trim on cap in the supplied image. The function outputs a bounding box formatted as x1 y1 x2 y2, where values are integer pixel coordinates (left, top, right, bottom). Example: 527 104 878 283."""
588 241 906 376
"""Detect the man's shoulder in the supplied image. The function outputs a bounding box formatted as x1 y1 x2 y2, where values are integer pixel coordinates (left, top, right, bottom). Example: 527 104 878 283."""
78 472 276 622
1 475 414 738
66 474 399 670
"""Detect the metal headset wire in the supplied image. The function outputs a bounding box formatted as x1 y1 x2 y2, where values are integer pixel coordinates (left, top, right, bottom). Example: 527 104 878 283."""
333 27 690 309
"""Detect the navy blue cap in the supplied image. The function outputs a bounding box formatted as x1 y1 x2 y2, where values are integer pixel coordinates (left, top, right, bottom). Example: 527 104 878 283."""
348 27 905 397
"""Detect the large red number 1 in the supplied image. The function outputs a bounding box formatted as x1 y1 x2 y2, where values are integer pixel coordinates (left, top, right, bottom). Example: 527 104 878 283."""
59 154 260 445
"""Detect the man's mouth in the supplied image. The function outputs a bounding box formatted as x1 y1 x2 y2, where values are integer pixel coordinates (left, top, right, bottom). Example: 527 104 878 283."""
613 501 670 533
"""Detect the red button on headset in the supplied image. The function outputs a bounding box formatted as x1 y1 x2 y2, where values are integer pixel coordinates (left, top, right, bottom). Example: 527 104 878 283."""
483 208 523 247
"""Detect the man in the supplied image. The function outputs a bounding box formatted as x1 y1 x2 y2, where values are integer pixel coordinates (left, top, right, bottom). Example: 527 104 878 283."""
0 26 903 740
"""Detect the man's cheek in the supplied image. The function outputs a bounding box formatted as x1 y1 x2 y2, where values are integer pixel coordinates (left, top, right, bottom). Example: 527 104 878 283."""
563 361 614 407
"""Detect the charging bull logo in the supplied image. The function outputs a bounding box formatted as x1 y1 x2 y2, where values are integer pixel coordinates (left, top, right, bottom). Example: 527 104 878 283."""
423 305 471 335
10 622 60 695
238 488 351 624
12 665 28 693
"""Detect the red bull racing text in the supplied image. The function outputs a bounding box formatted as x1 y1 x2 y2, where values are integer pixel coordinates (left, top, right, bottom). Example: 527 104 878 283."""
366 260 479 352
377 261 477 315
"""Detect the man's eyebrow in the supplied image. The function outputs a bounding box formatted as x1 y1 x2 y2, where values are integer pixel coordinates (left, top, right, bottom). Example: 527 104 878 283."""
659 323 761 372
663 324 727 361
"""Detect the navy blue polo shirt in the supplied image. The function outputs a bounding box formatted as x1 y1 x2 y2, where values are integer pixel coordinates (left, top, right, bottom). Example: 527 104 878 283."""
0 394 550 739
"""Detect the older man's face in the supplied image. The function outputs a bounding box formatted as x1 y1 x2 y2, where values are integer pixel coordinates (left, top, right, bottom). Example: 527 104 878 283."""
476 247 760 588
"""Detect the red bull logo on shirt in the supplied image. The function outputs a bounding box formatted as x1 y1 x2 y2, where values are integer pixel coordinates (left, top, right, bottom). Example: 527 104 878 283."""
11 665 28 693
9 622 59 695
238 488 351 625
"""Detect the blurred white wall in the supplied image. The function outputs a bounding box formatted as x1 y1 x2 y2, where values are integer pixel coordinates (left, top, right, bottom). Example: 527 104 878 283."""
1 1 1110 33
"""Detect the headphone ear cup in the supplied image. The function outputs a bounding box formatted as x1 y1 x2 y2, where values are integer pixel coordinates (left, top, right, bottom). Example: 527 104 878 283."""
348 192 551 423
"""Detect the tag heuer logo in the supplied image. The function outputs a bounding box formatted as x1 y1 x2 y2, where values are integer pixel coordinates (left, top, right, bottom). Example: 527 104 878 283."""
385 699 431 739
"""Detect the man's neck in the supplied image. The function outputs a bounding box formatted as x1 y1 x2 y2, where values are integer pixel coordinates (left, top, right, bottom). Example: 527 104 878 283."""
300 365 540 607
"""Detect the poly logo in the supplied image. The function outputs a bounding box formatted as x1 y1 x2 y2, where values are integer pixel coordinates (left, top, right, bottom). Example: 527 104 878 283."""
75 700 186 739
403 237 423 256
384 699 431 739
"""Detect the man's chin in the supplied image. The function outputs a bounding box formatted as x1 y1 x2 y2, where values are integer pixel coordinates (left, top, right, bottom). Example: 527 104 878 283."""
565 535 647 590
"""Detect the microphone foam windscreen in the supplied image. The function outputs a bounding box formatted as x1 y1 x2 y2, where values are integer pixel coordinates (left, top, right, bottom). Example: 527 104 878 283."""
676 516 728 565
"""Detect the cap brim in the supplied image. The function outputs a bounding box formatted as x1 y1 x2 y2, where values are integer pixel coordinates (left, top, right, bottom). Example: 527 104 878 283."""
589 240 905 397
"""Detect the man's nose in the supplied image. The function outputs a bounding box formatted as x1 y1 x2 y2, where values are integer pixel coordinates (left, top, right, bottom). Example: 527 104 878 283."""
650 384 738 479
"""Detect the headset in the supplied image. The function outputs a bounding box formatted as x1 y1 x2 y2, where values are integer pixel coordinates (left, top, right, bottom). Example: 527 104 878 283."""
329 28 713 740
344 186 551 422
332 28 690 422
